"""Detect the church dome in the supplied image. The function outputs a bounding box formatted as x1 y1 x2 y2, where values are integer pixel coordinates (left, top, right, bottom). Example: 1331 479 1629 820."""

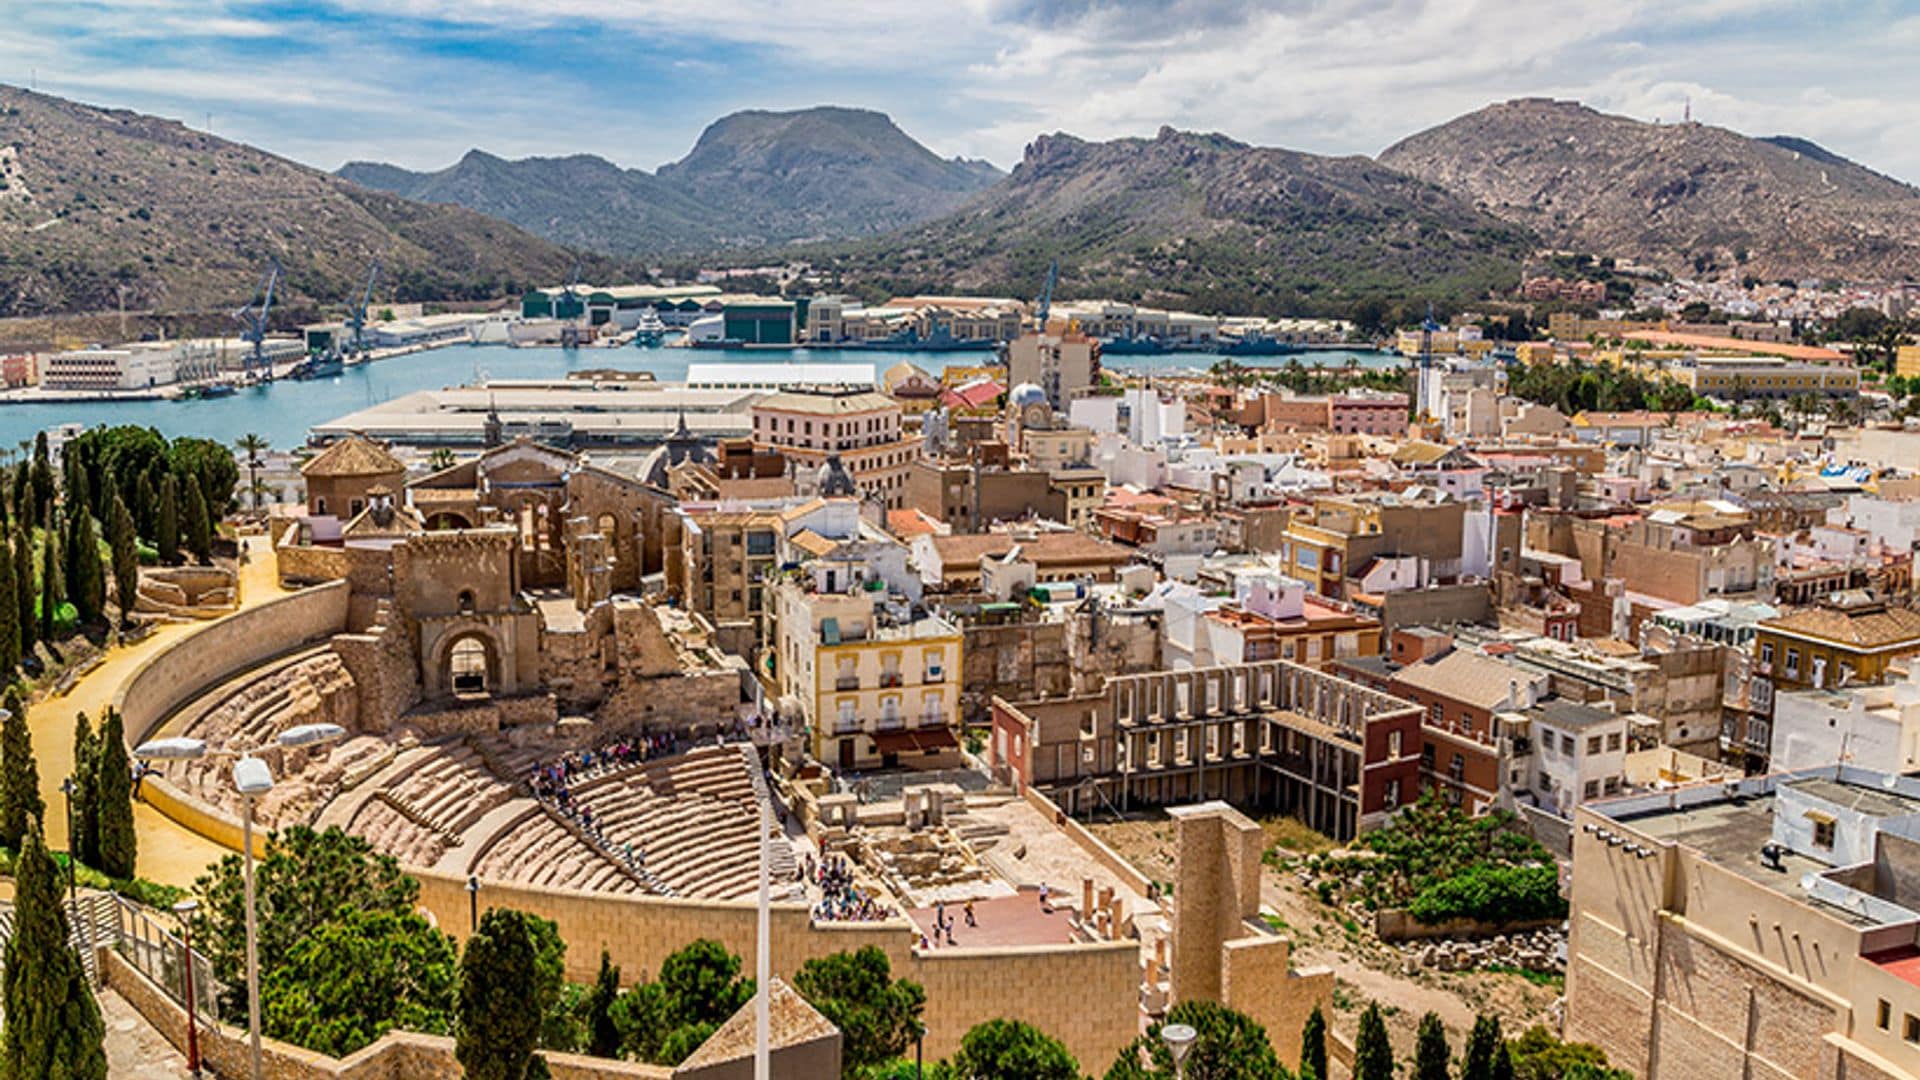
1009 383 1048 408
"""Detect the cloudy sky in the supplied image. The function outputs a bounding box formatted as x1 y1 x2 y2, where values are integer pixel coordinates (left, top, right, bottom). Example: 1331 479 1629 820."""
7 0 1917 182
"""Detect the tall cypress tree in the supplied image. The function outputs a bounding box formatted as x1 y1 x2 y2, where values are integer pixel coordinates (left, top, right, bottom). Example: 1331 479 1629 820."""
456 908 553 1080
14 528 36 661
1354 1003 1393 1080
108 494 138 630
585 948 621 1058
28 431 53 525
70 712 99 870
156 473 180 567
93 709 136 881
1300 1004 1328 1080
65 508 104 627
134 472 156 542
1414 1012 1451 1080
9 461 29 530
0 521 18 673
183 474 212 566
0 688 42 851
1 822 108 1079
38 523 61 641
1463 1014 1503 1080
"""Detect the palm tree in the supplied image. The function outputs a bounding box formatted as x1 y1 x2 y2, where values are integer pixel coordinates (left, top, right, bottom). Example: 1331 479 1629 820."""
234 433 269 513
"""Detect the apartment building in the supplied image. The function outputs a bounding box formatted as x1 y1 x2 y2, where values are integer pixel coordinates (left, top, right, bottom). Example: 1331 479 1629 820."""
1279 491 1468 600
1675 354 1860 399
1527 700 1628 816
750 388 920 509
1771 667 1920 773
989 658 1424 841
1006 331 1099 408
771 578 962 771
1568 766 1920 1080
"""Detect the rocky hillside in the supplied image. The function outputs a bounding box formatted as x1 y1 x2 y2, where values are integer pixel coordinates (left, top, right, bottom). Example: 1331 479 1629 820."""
1379 98 1920 280
341 106 1002 256
0 85 609 318
813 127 1531 312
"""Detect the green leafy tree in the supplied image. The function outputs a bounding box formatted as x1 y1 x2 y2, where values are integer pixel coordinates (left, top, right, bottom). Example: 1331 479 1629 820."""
614 938 754 1065
169 436 239 515
70 711 100 869
793 946 926 1078
156 473 180 566
183 474 212 565
1463 1015 1503 1080
0 688 42 850
2 821 108 1079
262 908 458 1057
456 908 559 1080
1414 1011 1450 1080
93 708 136 880
1300 1005 1327 1080
931 1019 1079 1080
1505 1025 1632 1080
192 825 419 1018
14 528 36 659
583 950 622 1058
108 494 138 628
1354 1003 1392 1080
1104 1001 1286 1080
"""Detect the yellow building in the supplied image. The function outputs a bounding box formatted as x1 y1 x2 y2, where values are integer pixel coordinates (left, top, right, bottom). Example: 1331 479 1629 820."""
1676 355 1859 399
772 579 963 771
1752 590 1920 698
1897 343 1920 379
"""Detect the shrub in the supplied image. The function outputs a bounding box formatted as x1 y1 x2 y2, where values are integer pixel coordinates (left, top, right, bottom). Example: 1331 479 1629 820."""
1408 863 1566 925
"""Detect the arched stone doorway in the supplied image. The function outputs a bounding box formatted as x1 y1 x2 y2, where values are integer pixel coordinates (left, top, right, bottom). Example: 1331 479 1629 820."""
442 631 500 698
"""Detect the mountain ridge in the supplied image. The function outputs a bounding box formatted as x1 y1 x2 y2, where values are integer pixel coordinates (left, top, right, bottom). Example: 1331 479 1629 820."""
1378 97 1920 280
340 105 1004 256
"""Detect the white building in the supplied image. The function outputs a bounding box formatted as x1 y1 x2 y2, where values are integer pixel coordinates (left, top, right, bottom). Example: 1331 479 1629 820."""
1771 668 1920 774
1527 700 1629 817
41 343 181 390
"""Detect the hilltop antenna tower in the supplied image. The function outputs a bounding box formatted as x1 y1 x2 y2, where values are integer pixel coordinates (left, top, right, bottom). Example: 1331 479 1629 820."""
1684 97 1692 124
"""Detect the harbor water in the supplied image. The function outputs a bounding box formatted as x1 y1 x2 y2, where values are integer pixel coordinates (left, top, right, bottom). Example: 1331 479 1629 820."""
0 344 1398 450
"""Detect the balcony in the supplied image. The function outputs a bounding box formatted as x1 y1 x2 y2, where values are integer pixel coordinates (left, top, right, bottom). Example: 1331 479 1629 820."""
924 667 945 683
879 671 904 689
835 675 860 691
875 714 906 732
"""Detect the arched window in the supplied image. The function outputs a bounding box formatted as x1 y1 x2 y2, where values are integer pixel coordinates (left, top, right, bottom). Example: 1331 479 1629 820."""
450 638 489 695
457 589 476 615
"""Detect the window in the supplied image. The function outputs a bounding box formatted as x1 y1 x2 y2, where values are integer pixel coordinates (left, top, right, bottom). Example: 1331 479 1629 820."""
1905 1013 1919 1043
1760 642 1774 666
1785 648 1801 678
1428 702 1443 726
1606 732 1622 752
1811 816 1836 850
1388 730 1402 758
1586 736 1602 755
1878 999 1891 1030
1583 780 1600 799
1561 733 1575 755
1383 779 1401 809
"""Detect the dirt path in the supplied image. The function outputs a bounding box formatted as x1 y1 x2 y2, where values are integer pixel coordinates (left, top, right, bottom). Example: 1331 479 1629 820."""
102 985 192 1079
33 534 289 888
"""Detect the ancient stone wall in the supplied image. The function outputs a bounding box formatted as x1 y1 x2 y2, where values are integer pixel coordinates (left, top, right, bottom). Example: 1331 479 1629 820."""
960 620 1073 726
276 543 349 586
332 602 420 726
116 581 351 744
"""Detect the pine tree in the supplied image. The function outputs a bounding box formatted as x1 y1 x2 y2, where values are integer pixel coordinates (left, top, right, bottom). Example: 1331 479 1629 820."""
584 948 621 1058
14 529 36 660
38 524 61 641
183 474 212 566
1354 1003 1393 1080
1299 1005 1328 1080
93 709 136 881
1 821 108 1079
108 494 138 630
71 712 99 870
156 473 180 567
1463 1014 1503 1080
0 521 18 673
0 688 41 851
456 908 555 1080
1414 1012 1450 1080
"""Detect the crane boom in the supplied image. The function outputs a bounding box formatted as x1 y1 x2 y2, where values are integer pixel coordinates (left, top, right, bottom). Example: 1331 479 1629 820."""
1034 259 1058 332
347 258 381 354
232 258 281 377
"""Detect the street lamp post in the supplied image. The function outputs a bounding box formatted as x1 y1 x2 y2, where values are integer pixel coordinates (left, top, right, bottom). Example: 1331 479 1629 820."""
59 776 97 985
136 722 346 1080
1161 1022 1197 1080
174 898 202 1079
914 1020 926 1080
466 875 480 934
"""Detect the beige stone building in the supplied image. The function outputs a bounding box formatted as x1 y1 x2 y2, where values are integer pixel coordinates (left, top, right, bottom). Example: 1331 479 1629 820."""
1569 765 1920 1080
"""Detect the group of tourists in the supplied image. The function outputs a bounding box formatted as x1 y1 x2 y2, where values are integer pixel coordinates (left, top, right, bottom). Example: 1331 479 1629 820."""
527 732 682 806
807 852 893 923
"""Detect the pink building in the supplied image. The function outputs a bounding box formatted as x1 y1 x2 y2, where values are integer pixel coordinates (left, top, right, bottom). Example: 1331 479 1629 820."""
1330 393 1409 436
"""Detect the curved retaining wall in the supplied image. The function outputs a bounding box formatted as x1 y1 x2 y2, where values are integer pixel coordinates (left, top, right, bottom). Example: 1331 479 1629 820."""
119 580 350 856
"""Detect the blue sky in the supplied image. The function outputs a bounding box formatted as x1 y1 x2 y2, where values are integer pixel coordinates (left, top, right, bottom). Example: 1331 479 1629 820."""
7 1 1918 183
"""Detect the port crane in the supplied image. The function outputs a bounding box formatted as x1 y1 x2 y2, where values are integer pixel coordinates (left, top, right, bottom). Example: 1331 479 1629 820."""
234 258 282 380
345 258 381 355
1033 258 1058 333
558 262 585 348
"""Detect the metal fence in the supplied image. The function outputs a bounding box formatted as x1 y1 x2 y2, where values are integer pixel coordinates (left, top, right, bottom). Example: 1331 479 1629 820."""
106 895 222 1019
